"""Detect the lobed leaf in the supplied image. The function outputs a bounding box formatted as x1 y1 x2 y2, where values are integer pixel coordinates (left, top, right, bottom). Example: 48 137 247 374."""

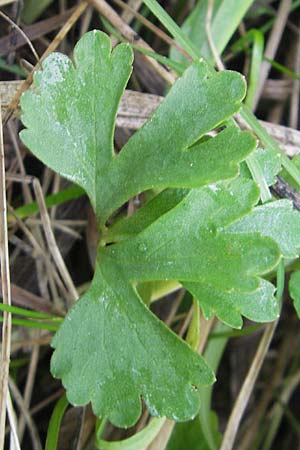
51 260 214 428
107 179 279 294
20 31 300 428
20 30 255 223
20 31 133 214
52 178 285 425
185 279 277 329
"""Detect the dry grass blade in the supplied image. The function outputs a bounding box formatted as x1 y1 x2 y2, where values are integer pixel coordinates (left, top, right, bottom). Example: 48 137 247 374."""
0 98 12 450
220 321 278 450
5 172 77 304
238 332 299 450
6 391 21 450
0 10 40 62
0 9 75 59
120 0 142 24
8 377 42 450
32 178 78 303
111 0 191 60
3 0 88 123
206 0 224 71
7 199 71 305
17 334 40 441
87 0 176 84
147 419 174 450
253 0 292 110
0 0 16 5
289 18 300 129
263 370 300 449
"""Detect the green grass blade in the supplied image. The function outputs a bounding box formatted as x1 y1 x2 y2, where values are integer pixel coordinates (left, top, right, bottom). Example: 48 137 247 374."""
240 105 300 186
0 58 26 77
209 0 255 56
170 0 256 63
229 28 265 108
22 0 55 24
276 258 285 303
45 394 69 450
0 302 61 320
8 184 84 223
0 315 61 331
246 153 272 202
210 324 263 339
199 322 229 450
245 30 264 107
142 0 199 59
264 56 300 80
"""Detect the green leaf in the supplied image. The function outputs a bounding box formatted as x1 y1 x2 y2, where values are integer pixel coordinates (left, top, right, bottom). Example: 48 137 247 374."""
185 279 277 329
20 31 255 224
240 147 282 187
107 188 189 242
170 0 255 63
20 31 133 217
100 70 254 222
108 179 279 293
51 261 214 428
289 271 300 318
51 176 284 427
280 154 300 190
170 0 221 64
20 31 298 430
45 394 69 450
227 199 300 259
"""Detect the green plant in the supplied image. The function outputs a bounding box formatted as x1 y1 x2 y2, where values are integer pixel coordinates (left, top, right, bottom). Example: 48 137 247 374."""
19 30 300 430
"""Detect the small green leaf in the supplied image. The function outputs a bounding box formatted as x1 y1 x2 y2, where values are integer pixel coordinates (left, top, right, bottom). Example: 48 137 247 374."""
227 199 300 259
289 271 300 318
240 147 282 186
